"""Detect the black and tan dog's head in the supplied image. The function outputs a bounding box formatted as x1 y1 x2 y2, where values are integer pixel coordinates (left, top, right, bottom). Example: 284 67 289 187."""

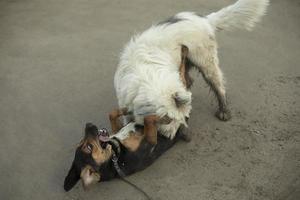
64 123 114 191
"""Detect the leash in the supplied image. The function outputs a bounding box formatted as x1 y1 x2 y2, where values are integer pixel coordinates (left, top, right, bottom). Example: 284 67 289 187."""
110 140 152 200
99 132 152 200
119 176 152 200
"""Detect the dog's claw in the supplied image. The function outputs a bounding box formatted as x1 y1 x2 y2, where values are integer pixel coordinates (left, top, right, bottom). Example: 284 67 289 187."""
215 109 231 121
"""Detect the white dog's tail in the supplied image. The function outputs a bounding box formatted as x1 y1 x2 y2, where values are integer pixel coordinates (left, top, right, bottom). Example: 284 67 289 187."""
206 0 269 31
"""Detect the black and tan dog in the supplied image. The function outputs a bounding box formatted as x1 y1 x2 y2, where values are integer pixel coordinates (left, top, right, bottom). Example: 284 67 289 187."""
64 113 189 191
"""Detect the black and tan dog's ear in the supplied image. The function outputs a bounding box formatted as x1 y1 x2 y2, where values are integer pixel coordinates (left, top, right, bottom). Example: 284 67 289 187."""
64 162 80 191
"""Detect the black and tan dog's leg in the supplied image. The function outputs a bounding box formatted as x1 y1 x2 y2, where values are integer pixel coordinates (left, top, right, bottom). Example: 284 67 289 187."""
143 115 159 145
179 45 194 90
179 45 189 88
109 108 129 134
143 115 173 145
143 114 192 144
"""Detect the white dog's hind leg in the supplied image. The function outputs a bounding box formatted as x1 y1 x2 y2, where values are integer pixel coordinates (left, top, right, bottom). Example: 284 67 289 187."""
188 41 231 121
201 58 231 121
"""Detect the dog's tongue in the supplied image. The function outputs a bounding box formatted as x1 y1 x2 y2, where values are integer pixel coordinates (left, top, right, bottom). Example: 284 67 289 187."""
98 128 110 142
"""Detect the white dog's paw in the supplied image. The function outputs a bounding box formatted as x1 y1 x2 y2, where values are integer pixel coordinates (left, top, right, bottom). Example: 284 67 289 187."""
215 109 231 121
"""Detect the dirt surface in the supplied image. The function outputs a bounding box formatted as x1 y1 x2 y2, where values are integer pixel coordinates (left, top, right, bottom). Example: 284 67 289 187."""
0 0 299 200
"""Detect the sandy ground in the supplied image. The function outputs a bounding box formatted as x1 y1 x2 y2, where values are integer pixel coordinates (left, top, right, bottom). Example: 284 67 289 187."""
0 0 299 199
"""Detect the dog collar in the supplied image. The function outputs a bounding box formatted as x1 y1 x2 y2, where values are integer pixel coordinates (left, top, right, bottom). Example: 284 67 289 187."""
109 137 121 156
109 137 125 177
111 150 125 177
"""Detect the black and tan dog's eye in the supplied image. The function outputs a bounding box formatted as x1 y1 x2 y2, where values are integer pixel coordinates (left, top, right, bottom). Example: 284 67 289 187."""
86 144 93 152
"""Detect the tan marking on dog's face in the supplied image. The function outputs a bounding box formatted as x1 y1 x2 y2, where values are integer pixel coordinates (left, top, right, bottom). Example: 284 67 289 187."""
80 137 112 164
121 131 144 152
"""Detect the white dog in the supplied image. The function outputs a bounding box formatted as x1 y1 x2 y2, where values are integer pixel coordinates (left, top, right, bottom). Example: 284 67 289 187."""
114 0 269 140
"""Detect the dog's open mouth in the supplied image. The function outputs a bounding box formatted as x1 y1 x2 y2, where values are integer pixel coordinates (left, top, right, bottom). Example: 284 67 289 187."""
98 128 110 148
98 128 109 141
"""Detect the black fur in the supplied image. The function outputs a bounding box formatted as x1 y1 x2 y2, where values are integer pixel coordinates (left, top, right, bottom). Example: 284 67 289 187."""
158 16 184 25
113 133 180 177
64 162 80 191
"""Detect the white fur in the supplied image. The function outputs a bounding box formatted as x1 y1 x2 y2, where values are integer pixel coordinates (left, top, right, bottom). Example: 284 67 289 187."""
207 0 269 31
111 122 136 141
114 0 269 139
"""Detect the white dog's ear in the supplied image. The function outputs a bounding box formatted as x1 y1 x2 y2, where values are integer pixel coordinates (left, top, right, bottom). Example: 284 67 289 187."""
80 165 100 190
173 91 191 107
